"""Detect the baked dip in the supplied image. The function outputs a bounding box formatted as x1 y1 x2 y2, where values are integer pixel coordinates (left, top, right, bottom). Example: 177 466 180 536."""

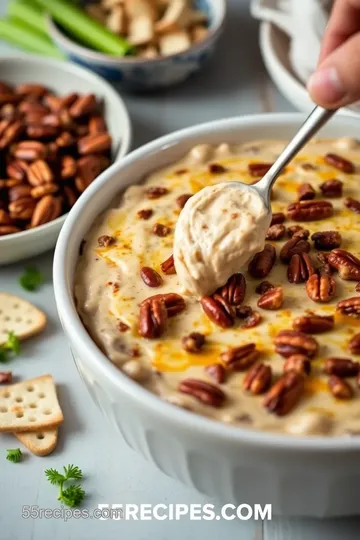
75 138 360 436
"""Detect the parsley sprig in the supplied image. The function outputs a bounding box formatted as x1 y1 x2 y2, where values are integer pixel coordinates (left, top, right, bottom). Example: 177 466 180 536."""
45 465 85 507
6 448 23 463
19 267 44 292
0 332 21 363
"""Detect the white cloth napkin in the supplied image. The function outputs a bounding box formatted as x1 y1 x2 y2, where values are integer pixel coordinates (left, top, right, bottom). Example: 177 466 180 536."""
251 0 332 84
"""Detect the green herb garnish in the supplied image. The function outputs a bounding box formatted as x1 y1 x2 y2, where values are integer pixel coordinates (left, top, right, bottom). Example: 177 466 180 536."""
0 331 21 363
19 267 44 291
6 448 23 463
45 465 85 507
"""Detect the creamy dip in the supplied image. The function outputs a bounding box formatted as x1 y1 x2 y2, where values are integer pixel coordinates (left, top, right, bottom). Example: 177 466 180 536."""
75 137 360 437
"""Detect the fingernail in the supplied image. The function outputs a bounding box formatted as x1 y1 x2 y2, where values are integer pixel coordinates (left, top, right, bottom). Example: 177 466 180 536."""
307 67 345 104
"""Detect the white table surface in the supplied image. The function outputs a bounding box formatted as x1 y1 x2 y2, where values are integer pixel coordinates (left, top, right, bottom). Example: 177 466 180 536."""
1 1 359 539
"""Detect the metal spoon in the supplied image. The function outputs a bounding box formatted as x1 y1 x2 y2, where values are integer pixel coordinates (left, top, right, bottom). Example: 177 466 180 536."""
252 106 336 208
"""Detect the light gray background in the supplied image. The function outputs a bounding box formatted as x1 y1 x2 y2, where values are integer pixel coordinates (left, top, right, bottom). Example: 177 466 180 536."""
0 0 359 538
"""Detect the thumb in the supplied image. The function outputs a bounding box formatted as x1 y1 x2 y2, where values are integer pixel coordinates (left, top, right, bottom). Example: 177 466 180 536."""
307 33 360 108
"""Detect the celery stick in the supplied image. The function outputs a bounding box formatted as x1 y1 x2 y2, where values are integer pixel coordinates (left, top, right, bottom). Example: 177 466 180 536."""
0 18 64 58
35 0 133 56
8 0 47 37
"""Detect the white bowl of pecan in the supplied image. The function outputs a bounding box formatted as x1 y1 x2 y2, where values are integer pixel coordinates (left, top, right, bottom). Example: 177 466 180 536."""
55 113 360 517
0 55 131 265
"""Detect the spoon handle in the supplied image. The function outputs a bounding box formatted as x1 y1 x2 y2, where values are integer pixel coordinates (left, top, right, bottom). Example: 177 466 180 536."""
255 106 336 205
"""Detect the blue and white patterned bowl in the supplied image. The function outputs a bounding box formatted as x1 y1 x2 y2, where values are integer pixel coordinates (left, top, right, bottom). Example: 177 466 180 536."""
47 0 226 92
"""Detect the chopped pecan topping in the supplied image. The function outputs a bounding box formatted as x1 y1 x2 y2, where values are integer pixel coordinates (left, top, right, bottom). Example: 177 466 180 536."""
263 372 304 416
287 253 315 284
324 153 355 174
301 162 317 171
328 249 360 280
297 182 315 201
204 363 226 384
283 355 311 376
248 244 276 278
311 231 341 250
137 208 153 220
274 329 318 358
293 314 334 334
142 293 185 317
306 272 336 303
243 363 272 395
200 294 234 328
178 378 225 407
255 281 274 294
320 179 343 198
220 343 259 371
97 235 115 247
270 212 285 226
153 223 171 237
266 224 286 241
209 163 227 174
118 321 129 332
216 273 246 306
174 168 188 175
235 306 262 328
344 197 360 214
287 225 310 239
257 286 283 310
140 267 163 288
287 200 333 221
349 333 360 354
248 162 273 177
145 186 168 199
139 296 167 339
328 375 353 399
182 332 205 353
280 237 311 264
176 193 192 209
0 371 12 384
336 297 360 318
324 358 359 377
160 254 176 275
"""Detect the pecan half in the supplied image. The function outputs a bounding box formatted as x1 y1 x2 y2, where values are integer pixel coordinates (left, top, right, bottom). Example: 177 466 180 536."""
137 208 153 220
27 159 53 186
178 378 225 407
139 297 167 338
287 225 309 239
266 224 286 240
160 254 176 275
78 133 111 155
328 375 353 399
30 195 62 227
209 163 227 174
257 286 283 310
311 231 341 250
336 297 360 318
349 333 360 354
255 281 274 294
306 272 336 303
0 371 12 384
328 249 360 280
140 267 163 288
293 314 334 334
69 94 97 118
283 355 311 376
200 295 234 328
76 155 108 191
248 162 273 177
271 212 285 225
176 193 192 209
324 153 354 173
0 210 11 225
235 306 262 328
153 223 171 237
8 184 32 202
204 363 226 384
182 332 205 353
142 293 185 317
13 140 47 161
60 155 77 179
248 244 276 278
287 200 333 221
280 237 310 263
320 179 343 198
287 253 315 284
274 329 318 358
297 182 315 201
263 372 304 416
324 358 359 377
0 225 21 235
243 363 272 395
216 273 246 306
220 343 259 371
344 197 360 214
145 186 168 199
9 197 36 220
97 235 114 247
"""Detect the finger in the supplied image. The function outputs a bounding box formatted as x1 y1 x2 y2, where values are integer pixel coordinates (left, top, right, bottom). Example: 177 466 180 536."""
308 32 360 108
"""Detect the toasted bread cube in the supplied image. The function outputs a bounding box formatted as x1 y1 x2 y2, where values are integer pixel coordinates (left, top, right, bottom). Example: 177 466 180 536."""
124 0 158 21
106 6 127 34
191 24 208 43
128 15 154 45
159 30 191 56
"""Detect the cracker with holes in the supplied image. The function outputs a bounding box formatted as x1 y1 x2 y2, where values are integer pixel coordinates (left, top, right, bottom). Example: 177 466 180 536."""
15 427 58 457
0 293 46 345
0 375 63 432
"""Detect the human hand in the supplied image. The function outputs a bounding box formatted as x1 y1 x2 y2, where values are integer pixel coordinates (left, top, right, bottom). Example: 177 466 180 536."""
307 0 360 108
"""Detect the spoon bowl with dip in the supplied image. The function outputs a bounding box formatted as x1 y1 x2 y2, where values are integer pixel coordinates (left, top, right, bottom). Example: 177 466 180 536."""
173 106 336 298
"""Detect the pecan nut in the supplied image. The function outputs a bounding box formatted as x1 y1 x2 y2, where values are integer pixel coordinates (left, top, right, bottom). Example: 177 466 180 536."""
297 182 315 201
243 363 272 395
292 314 334 334
287 225 309 239
9 197 36 220
336 297 360 318
140 267 163 288
8 184 32 202
97 235 115 247
255 281 274 294
344 197 360 214
274 329 318 358
328 249 360 280
324 153 354 173
266 224 286 240
27 159 54 186
311 231 341 250
0 371 12 384
30 183 58 199
248 162 273 177
270 212 285 225
76 155 108 191
263 372 304 416
160 254 176 275
287 200 333 221
137 208 153 220
78 132 112 155
235 306 262 328
69 94 97 118
182 332 205 353
30 196 62 227
139 297 167 338
257 286 283 310
287 253 315 284
13 140 47 161
248 244 276 278
153 223 171 237
328 375 353 399
178 378 225 407
306 272 336 303
280 237 310 263
200 295 234 328
216 273 246 306
0 225 21 235
145 186 168 199
176 193 192 208
349 333 360 354
320 179 343 198
204 363 226 384
324 358 359 377
220 343 259 371
283 355 311 376
141 293 185 317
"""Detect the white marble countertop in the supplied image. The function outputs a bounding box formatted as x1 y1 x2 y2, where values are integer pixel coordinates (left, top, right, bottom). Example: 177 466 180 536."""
0 1 359 539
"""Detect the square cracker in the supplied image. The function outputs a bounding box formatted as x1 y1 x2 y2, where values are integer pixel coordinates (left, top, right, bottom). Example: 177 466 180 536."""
15 427 58 457
0 292 46 345
0 375 63 432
